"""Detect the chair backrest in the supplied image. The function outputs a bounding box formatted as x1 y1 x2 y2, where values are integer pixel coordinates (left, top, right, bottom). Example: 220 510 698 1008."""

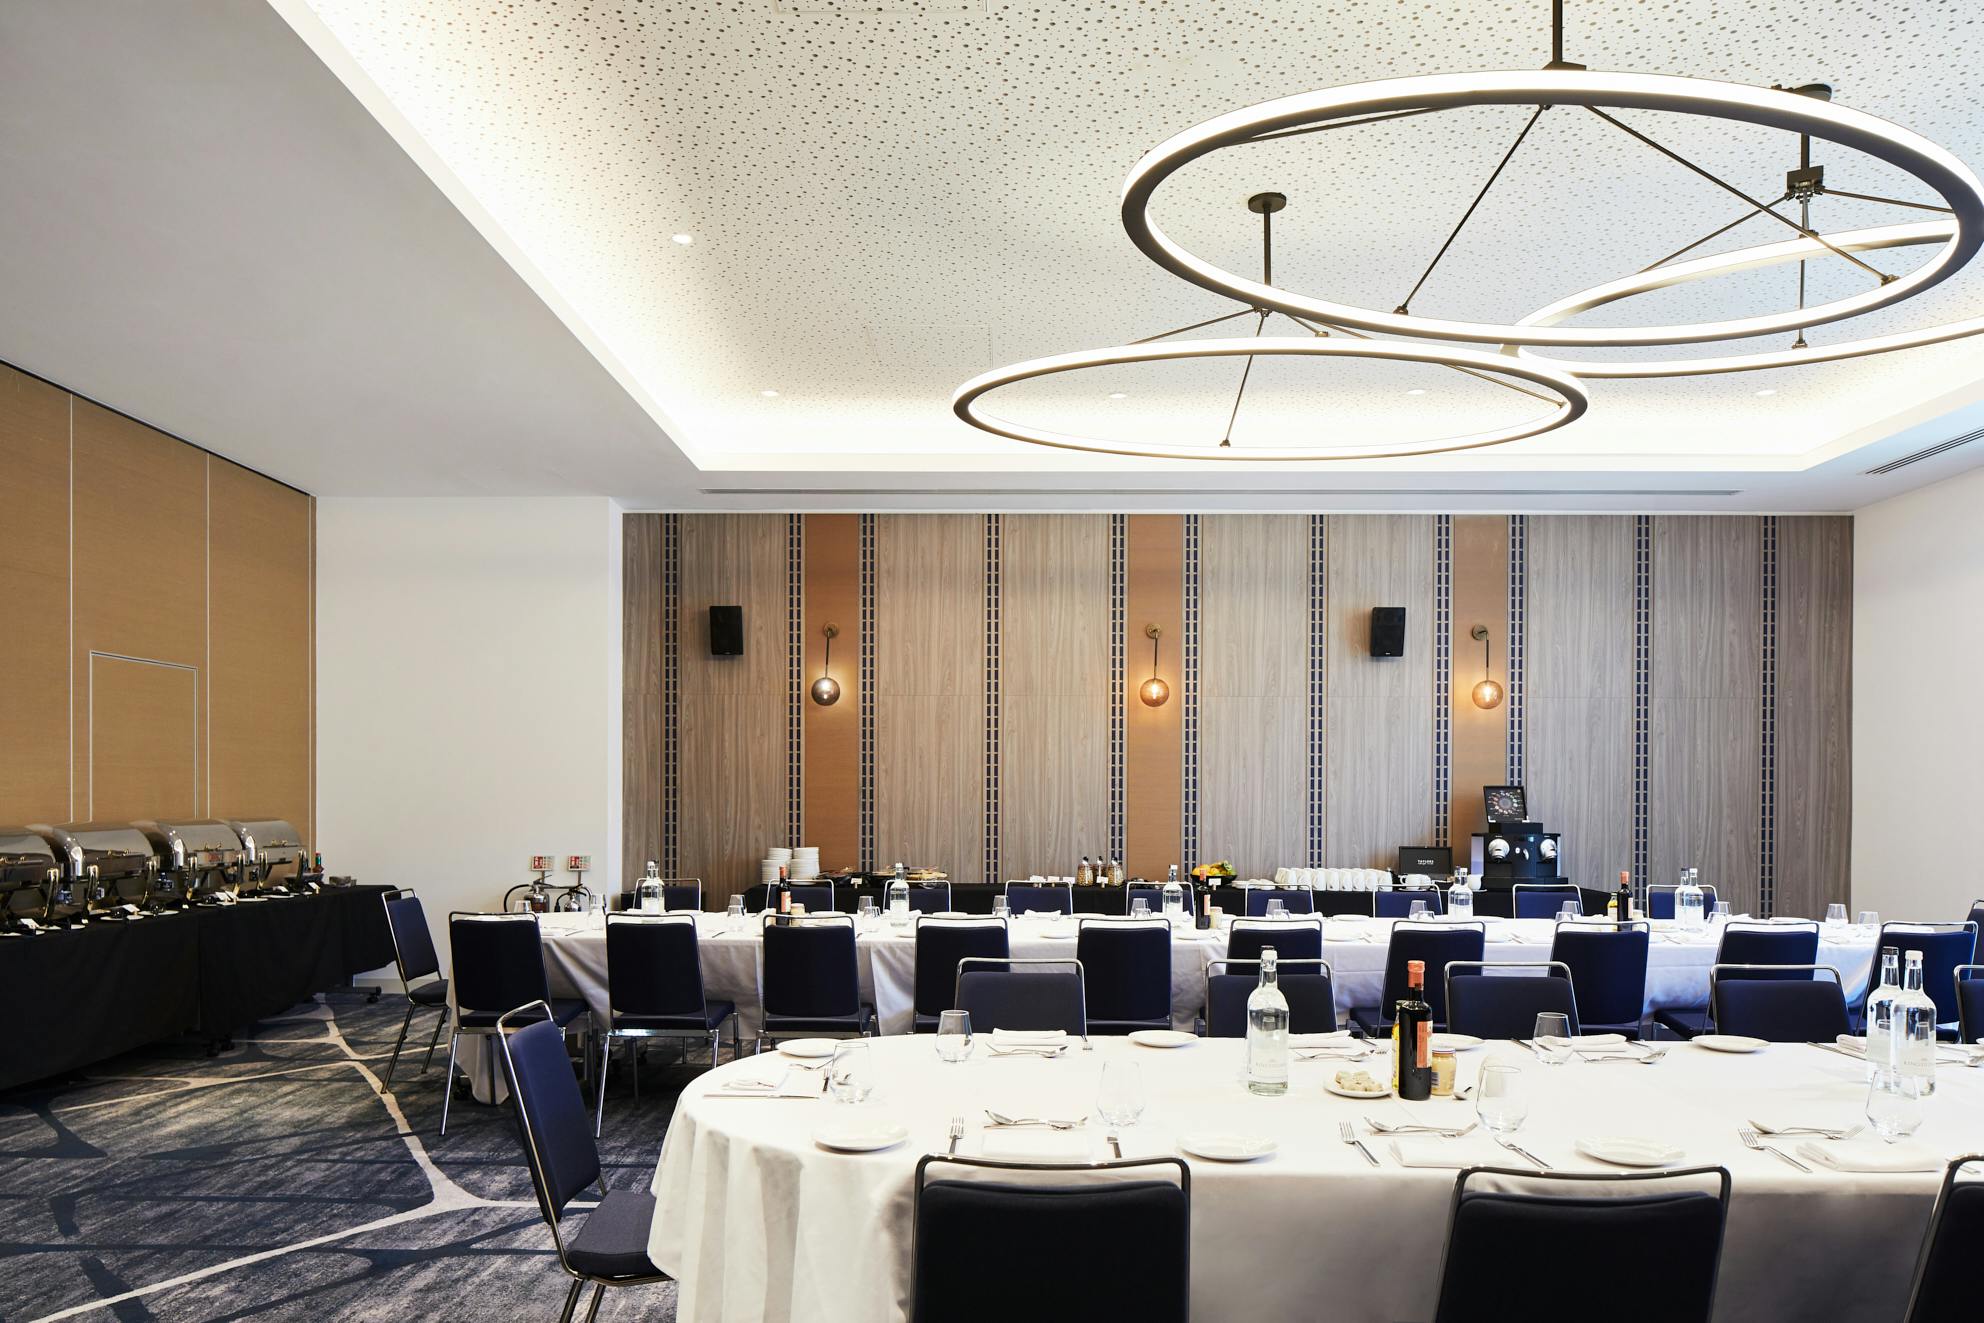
1004 883 1074 915
1227 920 1323 963
761 915 859 1018
912 918 1009 1018
1379 923 1487 1023
1512 884 1583 919
903 883 952 914
1444 961 1581 1039
1877 924 1980 1024
1243 888 1317 917
1376 889 1446 919
913 1155 1189 1323
1904 1155 1984 1323
1710 964 1849 1041
1645 884 1720 921
1076 920 1173 1023
1205 958 1336 1037
496 1003 601 1229
1714 922 1821 974
1549 923 1650 1027
1432 1166 1729 1323
1125 883 1195 916
1967 901 1984 946
382 888 439 984
662 879 703 912
1956 966 1984 1048
787 883 836 914
955 957 1087 1035
604 913 706 1017
449 913 552 1016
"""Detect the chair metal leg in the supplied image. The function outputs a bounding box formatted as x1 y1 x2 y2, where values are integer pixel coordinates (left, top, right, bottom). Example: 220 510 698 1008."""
383 1002 415 1090
557 1278 585 1323
594 1032 611 1138
421 1007 446 1073
583 1282 606 1323
633 1043 641 1104
709 1029 718 1068
440 1032 460 1135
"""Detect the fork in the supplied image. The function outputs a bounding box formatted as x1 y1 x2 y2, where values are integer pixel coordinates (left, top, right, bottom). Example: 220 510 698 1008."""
1739 1126 1811 1172
1747 1119 1862 1141
946 1115 965 1156
985 1110 1085 1129
1339 1120 1380 1167
1589 1049 1667 1065
1493 1135 1552 1170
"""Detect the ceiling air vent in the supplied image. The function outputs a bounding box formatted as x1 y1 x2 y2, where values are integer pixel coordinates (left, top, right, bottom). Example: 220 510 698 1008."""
1864 427 1984 475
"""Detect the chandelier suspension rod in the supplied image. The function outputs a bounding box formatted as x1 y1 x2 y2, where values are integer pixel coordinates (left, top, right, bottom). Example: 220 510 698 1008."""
1283 308 1562 405
1822 188 1954 214
1128 307 1258 345
1396 105 1547 315
1637 196 1787 273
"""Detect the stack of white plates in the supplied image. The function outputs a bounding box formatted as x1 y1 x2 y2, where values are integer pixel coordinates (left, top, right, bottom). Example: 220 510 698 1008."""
760 858 784 885
789 846 820 881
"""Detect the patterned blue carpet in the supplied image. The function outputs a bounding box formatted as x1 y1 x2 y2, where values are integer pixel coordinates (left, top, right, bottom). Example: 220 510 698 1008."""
0 994 689 1321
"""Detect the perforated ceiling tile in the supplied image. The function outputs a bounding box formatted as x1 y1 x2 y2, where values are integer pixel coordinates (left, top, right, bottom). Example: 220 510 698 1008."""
298 1 1984 466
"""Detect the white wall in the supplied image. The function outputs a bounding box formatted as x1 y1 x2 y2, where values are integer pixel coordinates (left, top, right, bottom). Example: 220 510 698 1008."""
317 497 622 974
1851 464 1984 920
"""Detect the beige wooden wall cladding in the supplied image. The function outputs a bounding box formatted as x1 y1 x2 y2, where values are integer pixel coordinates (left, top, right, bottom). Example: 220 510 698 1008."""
624 512 1852 911
0 361 315 843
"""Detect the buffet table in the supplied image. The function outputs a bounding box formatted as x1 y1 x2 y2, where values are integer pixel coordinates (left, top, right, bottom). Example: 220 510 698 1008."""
0 885 396 1091
649 1034 1979 1323
734 882 1607 919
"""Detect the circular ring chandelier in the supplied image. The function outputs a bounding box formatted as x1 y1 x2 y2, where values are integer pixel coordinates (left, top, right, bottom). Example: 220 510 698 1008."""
951 336 1588 462
1511 221 1984 376
1120 69 1984 348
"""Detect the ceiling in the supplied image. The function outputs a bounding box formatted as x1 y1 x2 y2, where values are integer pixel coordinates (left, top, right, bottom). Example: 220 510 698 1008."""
2 1 1982 508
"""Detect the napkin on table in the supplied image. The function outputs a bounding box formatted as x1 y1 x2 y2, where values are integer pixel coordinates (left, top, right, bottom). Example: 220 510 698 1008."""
1389 1136 1510 1169
713 1071 820 1099
991 1028 1068 1048
1795 1139 1942 1173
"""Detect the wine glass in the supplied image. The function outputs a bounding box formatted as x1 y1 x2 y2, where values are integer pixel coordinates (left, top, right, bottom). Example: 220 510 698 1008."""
1866 1073 1924 1142
828 1041 875 1104
1825 903 1849 928
1476 1064 1528 1135
1097 1060 1146 1129
1533 1012 1573 1065
935 1010 973 1063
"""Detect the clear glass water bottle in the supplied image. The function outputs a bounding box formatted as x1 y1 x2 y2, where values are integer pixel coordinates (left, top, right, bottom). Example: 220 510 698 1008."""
1448 874 1473 920
639 860 665 914
1676 866 1705 929
1161 868 1185 919
1897 949 1938 1098
1246 947 1290 1096
1864 947 1900 1078
888 862 910 918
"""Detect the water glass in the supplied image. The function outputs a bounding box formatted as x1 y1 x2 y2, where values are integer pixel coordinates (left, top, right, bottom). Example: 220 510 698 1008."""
1131 897 1151 918
828 1041 875 1104
1533 1012 1573 1065
1408 899 1430 920
726 895 746 932
1825 903 1849 927
1866 1072 1925 1142
1475 1064 1528 1135
1557 901 1580 923
1097 1060 1146 1128
1266 899 1288 919
991 896 1010 919
1857 910 1880 929
857 896 877 920
1711 900 1732 923
935 1010 973 1063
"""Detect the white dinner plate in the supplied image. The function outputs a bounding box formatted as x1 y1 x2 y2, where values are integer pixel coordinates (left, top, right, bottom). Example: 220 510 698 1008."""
778 1039 840 1059
1324 1078 1393 1100
1576 1136 1686 1168
1128 1029 1197 1049
1035 928 1078 940
1693 1034 1769 1054
1431 1033 1483 1052
812 1119 909 1153
1179 1132 1278 1162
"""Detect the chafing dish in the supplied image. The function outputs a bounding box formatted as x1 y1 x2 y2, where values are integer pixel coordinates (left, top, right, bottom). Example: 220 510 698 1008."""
134 819 243 902
225 818 305 894
1 828 63 928
33 823 158 917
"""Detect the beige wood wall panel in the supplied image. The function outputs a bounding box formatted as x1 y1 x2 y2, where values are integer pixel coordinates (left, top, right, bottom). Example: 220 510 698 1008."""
207 459 312 846
0 365 73 822
1775 517 1853 917
1326 515 1436 868
1448 516 1508 850
1198 515 1309 877
1124 515 1183 878
802 514 863 872
1000 515 1111 878
873 515 984 878
1525 516 1636 888
89 655 198 821
1651 516 1763 910
676 514 789 904
70 400 208 815
621 514 664 878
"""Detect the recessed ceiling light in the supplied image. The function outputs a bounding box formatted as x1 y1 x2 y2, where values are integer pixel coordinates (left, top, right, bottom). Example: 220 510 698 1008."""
760 389 780 398
1107 392 1128 399
1755 388 1778 397
1405 388 1428 396
671 233 694 246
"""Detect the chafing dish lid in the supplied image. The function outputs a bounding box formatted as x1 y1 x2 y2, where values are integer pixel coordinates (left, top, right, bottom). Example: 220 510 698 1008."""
225 819 302 853
1 828 60 881
35 823 158 875
133 819 244 858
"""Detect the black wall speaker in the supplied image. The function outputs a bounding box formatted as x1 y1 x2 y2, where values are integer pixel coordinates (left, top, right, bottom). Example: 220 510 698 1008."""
709 605 744 657
1369 606 1406 658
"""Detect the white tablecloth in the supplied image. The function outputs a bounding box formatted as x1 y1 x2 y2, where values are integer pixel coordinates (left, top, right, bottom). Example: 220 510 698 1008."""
650 1035 1983 1323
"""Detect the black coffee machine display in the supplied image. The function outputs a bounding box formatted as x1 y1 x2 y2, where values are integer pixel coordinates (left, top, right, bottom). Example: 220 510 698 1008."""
1468 785 1567 890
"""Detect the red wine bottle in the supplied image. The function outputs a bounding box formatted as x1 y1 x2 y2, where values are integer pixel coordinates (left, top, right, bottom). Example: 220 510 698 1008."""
1394 958 1433 1101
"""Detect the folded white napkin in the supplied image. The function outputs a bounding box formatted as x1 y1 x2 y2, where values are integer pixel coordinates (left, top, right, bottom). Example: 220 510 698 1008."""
1795 1139 1942 1173
714 1071 819 1099
1389 1136 1509 1169
980 1127 1093 1162
991 1028 1068 1047
1290 1031 1358 1048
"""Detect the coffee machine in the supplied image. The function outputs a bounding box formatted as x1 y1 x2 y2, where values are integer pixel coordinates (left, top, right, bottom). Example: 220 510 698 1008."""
1467 786 1567 891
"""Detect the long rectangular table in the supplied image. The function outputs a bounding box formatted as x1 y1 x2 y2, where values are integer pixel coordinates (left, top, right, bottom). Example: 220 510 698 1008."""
731 882 1608 919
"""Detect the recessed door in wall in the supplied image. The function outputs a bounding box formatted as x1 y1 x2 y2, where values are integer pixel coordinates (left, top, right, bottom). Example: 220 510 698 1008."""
88 652 198 821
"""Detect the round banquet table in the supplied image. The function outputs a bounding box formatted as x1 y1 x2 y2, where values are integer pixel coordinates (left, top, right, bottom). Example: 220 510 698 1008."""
648 1034 1982 1323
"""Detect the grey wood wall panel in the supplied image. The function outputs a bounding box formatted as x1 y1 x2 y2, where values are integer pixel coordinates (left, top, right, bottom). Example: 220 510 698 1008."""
1000 515 1111 878
1651 517 1762 911
873 516 985 878
1524 517 1635 888
1197 515 1309 878
1325 515 1436 868
1775 516 1853 917
621 514 664 877
677 514 789 904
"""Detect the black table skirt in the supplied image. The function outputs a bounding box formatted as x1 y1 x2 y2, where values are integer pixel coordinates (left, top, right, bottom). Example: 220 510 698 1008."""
0 884 395 1092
